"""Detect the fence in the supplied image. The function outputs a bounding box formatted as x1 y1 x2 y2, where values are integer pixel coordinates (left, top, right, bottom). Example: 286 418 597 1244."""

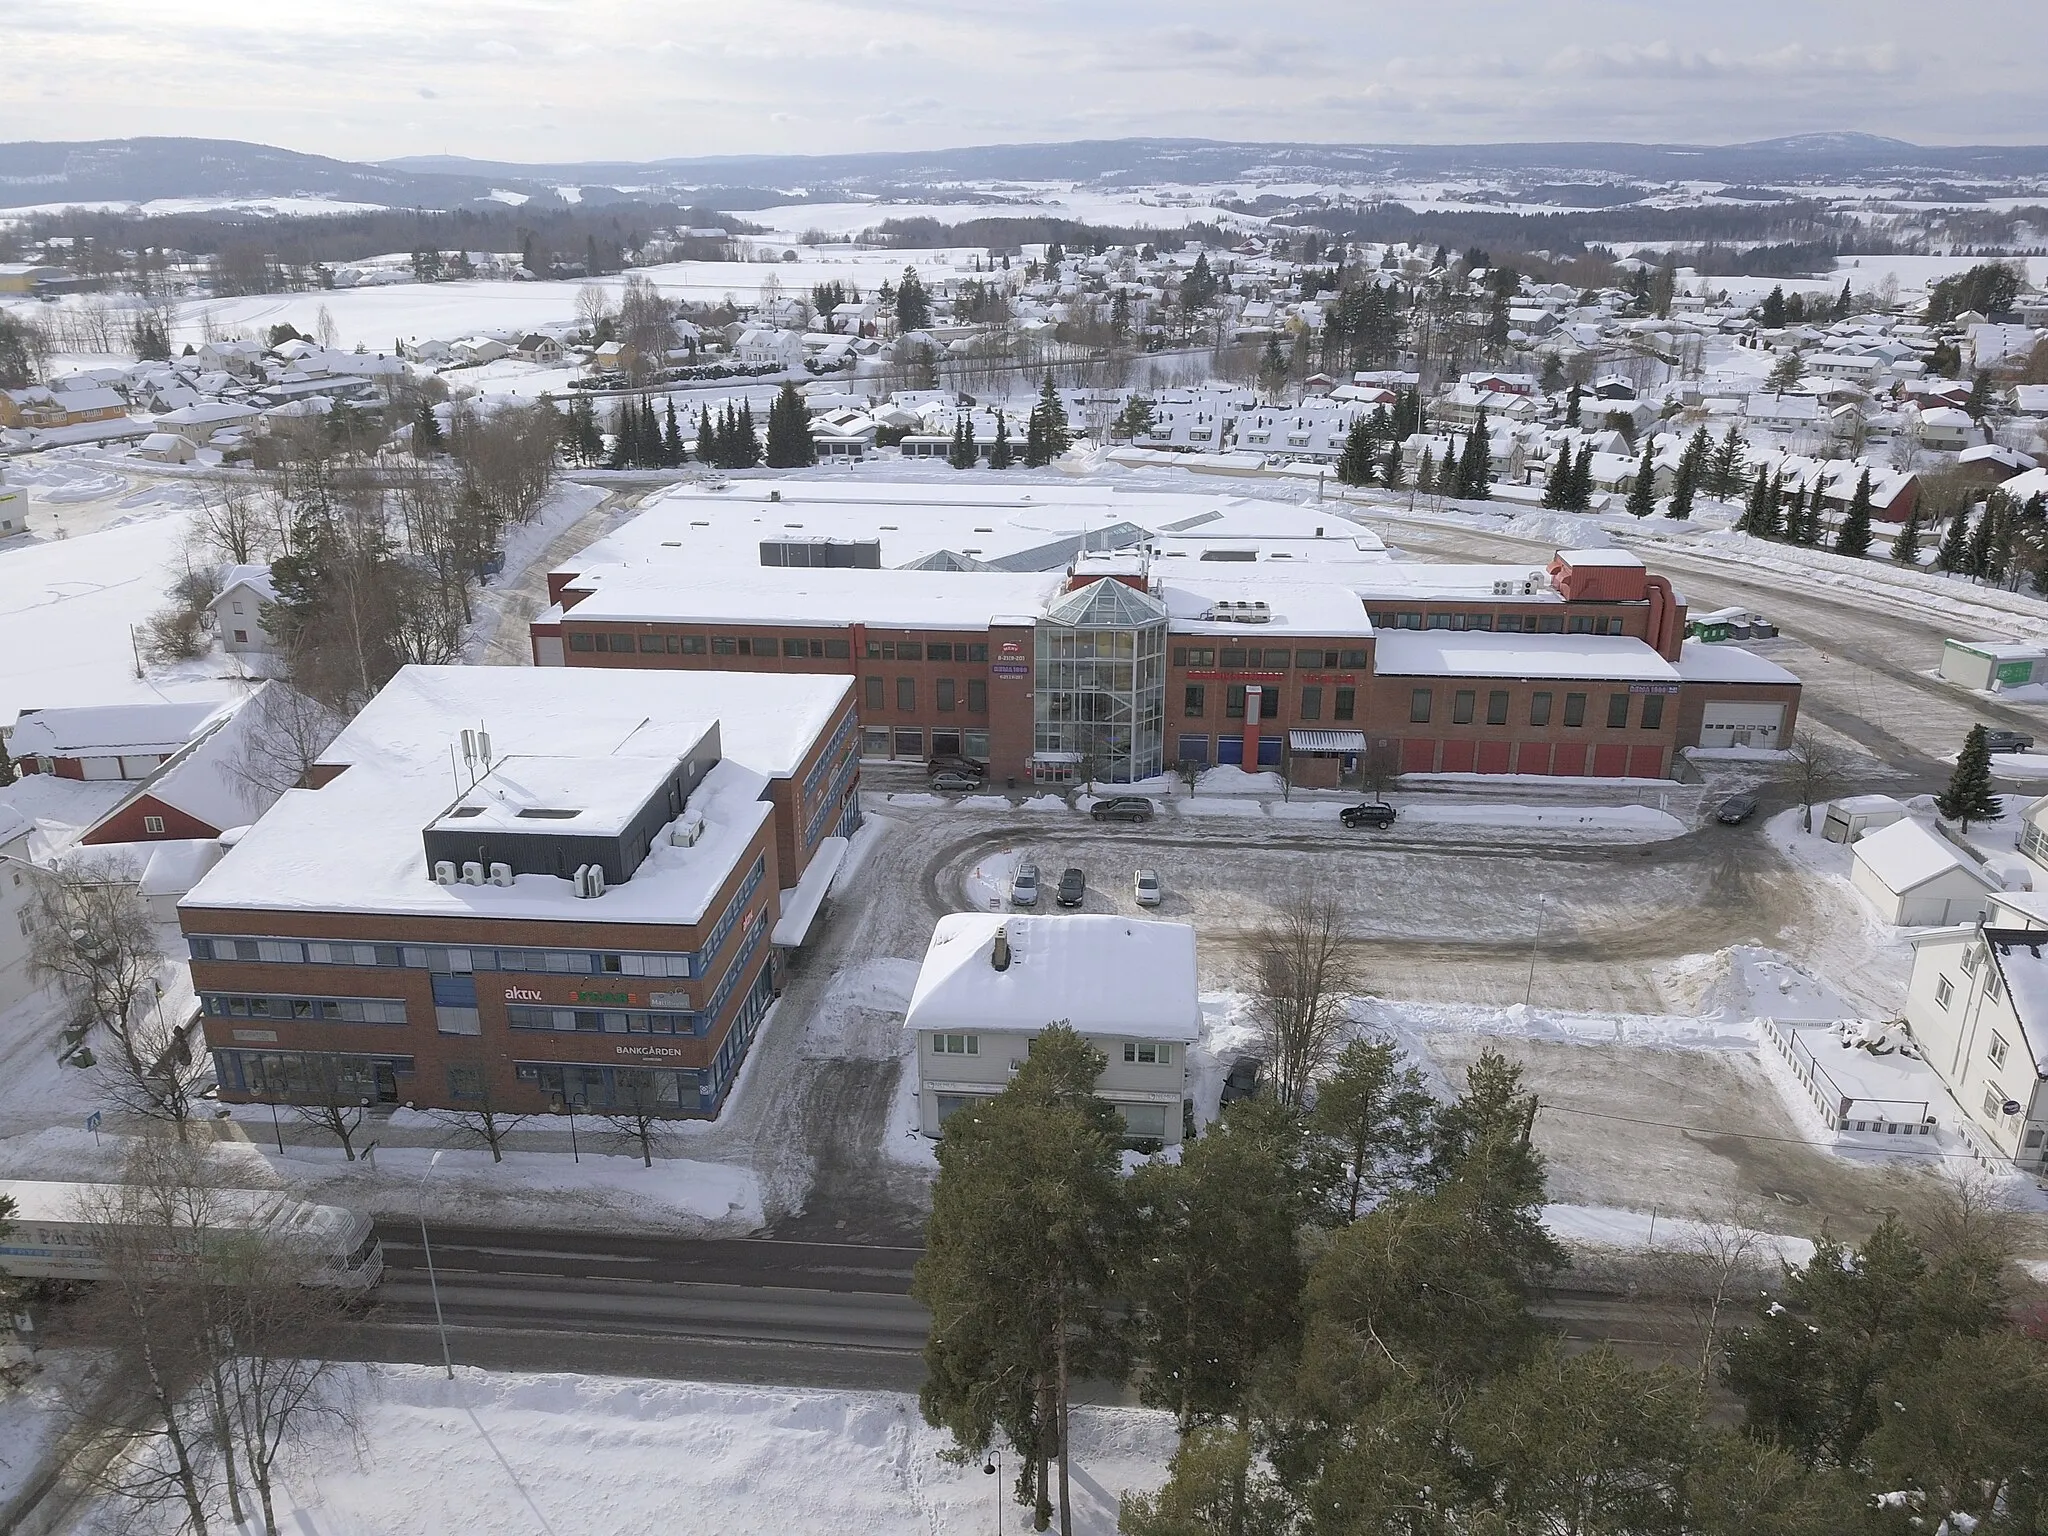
1759 1016 1935 1136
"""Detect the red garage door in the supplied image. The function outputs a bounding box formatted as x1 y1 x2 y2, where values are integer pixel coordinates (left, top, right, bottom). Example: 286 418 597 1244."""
1476 741 1511 774
1514 742 1551 775
1440 740 1477 774
1402 738 1438 773
1592 744 1629 777
1551 745 1588 776
1627 745 1666 779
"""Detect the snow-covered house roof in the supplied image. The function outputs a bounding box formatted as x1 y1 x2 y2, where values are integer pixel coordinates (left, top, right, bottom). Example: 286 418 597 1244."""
1852 818 1987 899
905 913 1201 1043
6 701 225 761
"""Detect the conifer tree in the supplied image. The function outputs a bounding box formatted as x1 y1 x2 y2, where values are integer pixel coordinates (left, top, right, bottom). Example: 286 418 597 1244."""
1564 384 1583 428
1760 285 1786 329
1456 406 1491 498
413 400 444 455
0 733 15 787
1336 418 1379 486
605 399 634 468
1381 437 1403 490
1037 376 1070 454
1835 469 1874 557
1835 279 1854 320
663 399 685 467
1737 467 1774 538
1782 481 1809 545
1937 725 2004 831
763 382 815 468
1625 440 1657 518
734 401 761 467
987 411 1013 470
1568 443 1594 511
1414 446 1435 499
1935 506 1973 574
1707 425 1747 501
1667 427 1707 520
1966 498 2000 577
1540 448 1573 510
1890 505 1925 567
695 407 716 468
1022 409 1049 469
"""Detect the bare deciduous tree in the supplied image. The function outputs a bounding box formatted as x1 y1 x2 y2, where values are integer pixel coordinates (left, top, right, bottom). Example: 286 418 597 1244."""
575 282 614 337
193 474 274 566
285 1052 374 1161
224 682 344 804
599 1072 679 1167
1357 738 1404 804
26 854 179 1103
424 1061 530 1163
1242 882 1360 1108
1642 1199 1776 1396
1782 729 1856 832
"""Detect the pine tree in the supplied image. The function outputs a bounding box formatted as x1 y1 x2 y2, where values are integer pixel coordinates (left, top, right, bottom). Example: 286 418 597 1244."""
1022 409 1049 469
1456 406 1491 499
1964 495 1997 578
1564 385 1581 428
1936 507 1973 574
1760 285 1786 329
1540 448 1573 510
1737 467 1775 539
948 415 979 470
1834 469 1874 558
1835 279 1854 321
1966 369 1993 423
1625 440 1657 518
1336 419 1379 486
606 399 634 468
1666 427 1707 520
663 399 685 467
1782 481 1809 545
413 400 445 455
1413 447 1435 499
1568 443 1594 511
987 411 1013 469
695 407 715 468
1037 376 1070 454
763 382 815 468
734 401 761 467
1381 439 1404 490
1937 726 2004 831
1707 426 1747 501
1890 505 1925 567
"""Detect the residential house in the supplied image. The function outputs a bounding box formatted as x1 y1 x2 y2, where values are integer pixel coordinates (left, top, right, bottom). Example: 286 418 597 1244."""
4 701 228 780
1912 405 1978 452
905 913 1200 1145
134 432 197 464
80 685 286 845
515 335 565 364
1850 818 1995 926
211 565 280 658
452 337 512 366
0 807 36 1016
0 385 129 430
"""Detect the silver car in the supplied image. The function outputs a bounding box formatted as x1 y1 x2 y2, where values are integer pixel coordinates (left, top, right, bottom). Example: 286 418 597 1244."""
1134 868 1162 907
1010 862 1040 907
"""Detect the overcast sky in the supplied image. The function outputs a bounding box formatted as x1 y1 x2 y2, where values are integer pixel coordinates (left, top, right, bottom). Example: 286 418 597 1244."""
10 0 2042 165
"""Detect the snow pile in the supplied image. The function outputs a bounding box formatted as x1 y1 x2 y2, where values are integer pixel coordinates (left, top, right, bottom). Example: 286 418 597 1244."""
1357 996 1759 1055
1542 1202 1816 1264
1195 765 1286 796
136 1365 1176 1536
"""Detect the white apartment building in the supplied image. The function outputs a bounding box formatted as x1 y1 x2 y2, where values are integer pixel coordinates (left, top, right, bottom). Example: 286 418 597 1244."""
905 913 1200 1146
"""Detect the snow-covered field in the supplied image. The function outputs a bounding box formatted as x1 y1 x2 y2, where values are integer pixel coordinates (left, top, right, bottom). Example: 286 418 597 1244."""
68 1365 1176 1536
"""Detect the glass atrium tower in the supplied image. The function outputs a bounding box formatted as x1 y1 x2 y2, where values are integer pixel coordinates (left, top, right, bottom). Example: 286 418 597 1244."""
1032 578 1168 783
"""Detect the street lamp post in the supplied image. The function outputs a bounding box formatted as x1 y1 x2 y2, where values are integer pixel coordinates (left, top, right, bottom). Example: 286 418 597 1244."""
983 1450 1002 1536
417 1149 454 1380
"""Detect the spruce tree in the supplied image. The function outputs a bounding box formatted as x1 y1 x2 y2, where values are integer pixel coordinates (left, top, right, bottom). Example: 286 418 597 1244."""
1836 279 1854 320
1834 469 1874 558
763 382 815 468
1457 406 1491 499
1540 449 1573 510
1037 376 1070 454
413 400 445 455
1381 437 1403 489
606 399 633 468
1568 444 1594 512
1760 285 1786 329
663 399 685 467
0 734 14 787
987 412 1013 470
1625 440 1657 518
1783 481 1810 545
1937 726 2004 831
1336 419 1379 486
1414 447 1435 499
1890 505 1925 567
1707 426 1746 501
1564 385 1581 428
734 401 761 467
1964 496 1997 578
1022 409 1048 468
695 407 715 468
1935 507 1973 574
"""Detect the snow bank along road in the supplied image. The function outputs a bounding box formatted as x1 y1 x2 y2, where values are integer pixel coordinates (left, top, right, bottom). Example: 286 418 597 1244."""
351 1224 1728 1389
1366 517 2048 776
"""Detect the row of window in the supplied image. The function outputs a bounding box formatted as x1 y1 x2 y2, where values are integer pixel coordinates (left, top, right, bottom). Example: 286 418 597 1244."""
213 1049 413 1100
1370 612 1629 636
189 936 695 980
508 1006 704 1037
1408 688 1667 730
863 677 989 714
926 1033 1174 1066
1173 647 1370 671
861 727 991 760
866 640 990 662
568 632 855 660
1183 684 1357 722
204 994 408 1025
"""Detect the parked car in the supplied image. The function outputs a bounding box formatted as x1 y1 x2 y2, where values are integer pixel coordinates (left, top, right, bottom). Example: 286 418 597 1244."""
1716 793 1759 825
1090 796 1155 823
1982 729 2036 754
1010 862 1040 907
1219 1057 1262 1105
1056 867 1086 907
930 771 981 792
1341 801 1398 829
1134 868 1162 907
927 754 988 781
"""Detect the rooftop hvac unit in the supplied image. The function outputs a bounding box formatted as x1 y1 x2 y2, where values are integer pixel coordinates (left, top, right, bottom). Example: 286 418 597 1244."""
433 860 457 885
488 862 514 888
671 812 705 847
461 861 484 886
1493 580 1516 595
574 864 606 900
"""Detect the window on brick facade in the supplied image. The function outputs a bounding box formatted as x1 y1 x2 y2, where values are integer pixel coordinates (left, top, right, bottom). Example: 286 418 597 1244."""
144 815 166 834
1530 692 1552 726
569 633 594 651
1607 694 1631 729
1641 694 1665 729
1220 648 1247 669
897 642 924 661
1300 686 1323 720
711 636 738 655
864 676 883 710
967 643 988 662
897 677 916 712
1410 689 1432 724
1334 687 1356 721
1263 649 1290 669
1487 691 1509 726
639 634 665 653
823 638 849 659
1341 649 1368 668
1564 693 1587 727
966 680 987 712
1452 690 1476 725
1185 684 1207 718
680 635 707 654
1226 685 1246 720
936 679 957 712
929 642 955 661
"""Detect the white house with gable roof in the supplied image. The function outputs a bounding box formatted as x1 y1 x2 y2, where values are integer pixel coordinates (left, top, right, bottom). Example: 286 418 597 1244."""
905 913 1199 1145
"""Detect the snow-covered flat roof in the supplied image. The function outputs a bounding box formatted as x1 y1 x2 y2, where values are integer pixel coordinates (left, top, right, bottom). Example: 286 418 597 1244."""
906 913 1200 1043
1555 548 1645 569
561 565 1060 631
6 700 227 759
1345 562 1563 603
179 667 847 927
1374 631 1679 682
1675 641 1800 686
1159 576 1372 637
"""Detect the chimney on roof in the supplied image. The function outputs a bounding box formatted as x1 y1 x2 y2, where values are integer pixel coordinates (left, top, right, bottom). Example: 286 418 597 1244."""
991 925 1011 972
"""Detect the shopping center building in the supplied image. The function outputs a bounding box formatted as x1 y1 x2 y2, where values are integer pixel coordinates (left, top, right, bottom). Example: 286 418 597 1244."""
180 666 858 1118
530 481 1801 785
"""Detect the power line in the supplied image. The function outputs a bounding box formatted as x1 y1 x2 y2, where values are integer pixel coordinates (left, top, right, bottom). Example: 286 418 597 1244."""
1534 1100 1998 1163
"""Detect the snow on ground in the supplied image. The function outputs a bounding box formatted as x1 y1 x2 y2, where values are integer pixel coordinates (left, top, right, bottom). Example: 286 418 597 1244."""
1541 1202 1816 1265
0 1349 106 1512
83 1365 1175 1536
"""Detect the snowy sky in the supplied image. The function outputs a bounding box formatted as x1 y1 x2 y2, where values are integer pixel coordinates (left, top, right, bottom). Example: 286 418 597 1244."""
8 1 2043 163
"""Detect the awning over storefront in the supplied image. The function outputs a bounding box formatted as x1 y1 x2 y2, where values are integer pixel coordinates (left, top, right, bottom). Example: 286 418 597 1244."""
1031 751 1083 764
1288 730 1366 754
771 835 849 948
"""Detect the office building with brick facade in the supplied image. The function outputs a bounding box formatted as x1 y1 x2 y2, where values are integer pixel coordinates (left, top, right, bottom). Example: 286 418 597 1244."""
179 666 859 1119
530 481 1801 786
